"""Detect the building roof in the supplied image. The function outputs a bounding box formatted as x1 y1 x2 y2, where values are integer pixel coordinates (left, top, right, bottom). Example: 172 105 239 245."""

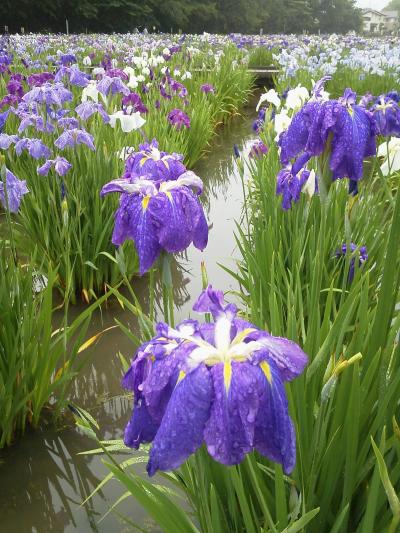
382 10 399 19
362 8 387 17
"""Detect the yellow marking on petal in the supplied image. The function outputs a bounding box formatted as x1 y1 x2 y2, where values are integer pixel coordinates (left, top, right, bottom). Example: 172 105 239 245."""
165 191 173 201
260 361 272 384
176 370 186 385
230 328 257 346
223 361 232 392
140 156 148 166
142 196 150 210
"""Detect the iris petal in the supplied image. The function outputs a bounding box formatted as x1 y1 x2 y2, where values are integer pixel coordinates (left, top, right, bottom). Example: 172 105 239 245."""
147 364 212 476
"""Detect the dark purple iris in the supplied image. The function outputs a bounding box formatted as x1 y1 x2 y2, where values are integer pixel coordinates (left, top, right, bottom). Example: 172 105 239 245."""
335 243 368 282
372 94 400 137
167 108 190 130
122 92 148 114
101 140 207 274
279 88 376 183
122 285 307 476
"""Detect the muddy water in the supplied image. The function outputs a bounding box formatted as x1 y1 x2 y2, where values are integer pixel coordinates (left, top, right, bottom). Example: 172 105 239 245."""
0 98 257 533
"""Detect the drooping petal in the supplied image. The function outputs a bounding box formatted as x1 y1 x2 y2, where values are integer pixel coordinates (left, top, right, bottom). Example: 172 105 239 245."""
149 189 200 253
112 193 161 274
147 364 212 476
124 401 159 449
254 359 296 474
329 105 376 181
205 361 270 465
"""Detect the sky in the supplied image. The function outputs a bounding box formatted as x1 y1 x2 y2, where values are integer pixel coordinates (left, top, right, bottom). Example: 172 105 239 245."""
356 0 389 9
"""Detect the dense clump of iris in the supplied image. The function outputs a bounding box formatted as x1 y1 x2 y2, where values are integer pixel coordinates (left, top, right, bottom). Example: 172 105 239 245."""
122 285 308 476
101 139 207 274
279 88 376 183
335 243 368 282
371 93 400 137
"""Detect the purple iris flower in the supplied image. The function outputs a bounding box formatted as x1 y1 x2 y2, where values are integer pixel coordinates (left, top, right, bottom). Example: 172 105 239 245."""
276 153 311 210
23 82 73 107
54 128 95 151
55 66 90 88
169 79 188 98
96 75 130 97
0 168 29 212
122 92 148 114
123 139 186 183
27 72 54 87
0 110 9 133
312 76 331 99
18 112 54 134
75 101 110 123
372 95 400 137
168 109 190 130
335 243 368 282
7 79 24 99
57 117 80 130
160 84 172 100
249 140 268 159
37 156 72 177
0 133 19 149
101 165 208 274
59 53 77 66
200 83 215 94
0 94 19 110
106 68 129 81
279 88 376 182
122 285 308 476
15 137 51 159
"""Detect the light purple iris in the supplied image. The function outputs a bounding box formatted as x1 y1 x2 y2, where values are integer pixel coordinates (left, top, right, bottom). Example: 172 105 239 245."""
101 143 208 274
96 75 130 97
57 117 80 130
15 137 51 159
23 82 73 107
55 66 90 88
37 156 72 177
0 134 19 149
279 87 376 182
168 108 190 130
54 128 95 151
0 168 29 212
75 101 110 123
122 285 308 476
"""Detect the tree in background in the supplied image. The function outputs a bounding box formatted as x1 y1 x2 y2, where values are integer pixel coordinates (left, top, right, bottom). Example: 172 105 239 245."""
0 0 362 34
313 0 362 33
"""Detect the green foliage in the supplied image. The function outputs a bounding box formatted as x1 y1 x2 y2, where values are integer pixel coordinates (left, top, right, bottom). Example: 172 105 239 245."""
226 141 400 531
0 240 107 448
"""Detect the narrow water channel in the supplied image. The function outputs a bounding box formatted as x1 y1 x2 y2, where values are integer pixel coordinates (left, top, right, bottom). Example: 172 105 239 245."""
0 96 258 533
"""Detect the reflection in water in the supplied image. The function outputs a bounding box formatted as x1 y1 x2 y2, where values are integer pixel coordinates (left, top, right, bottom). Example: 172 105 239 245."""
0 96 258 532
